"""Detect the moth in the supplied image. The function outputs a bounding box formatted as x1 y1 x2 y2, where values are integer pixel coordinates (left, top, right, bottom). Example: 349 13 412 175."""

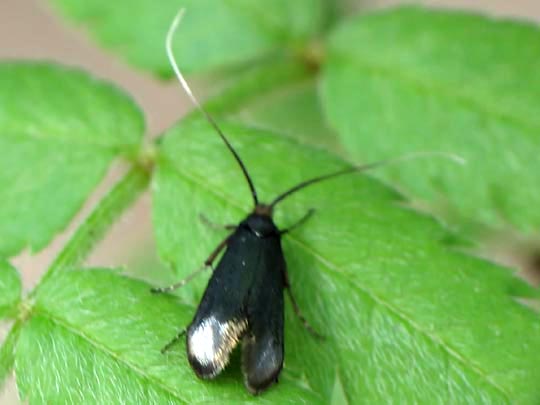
153 9 463 395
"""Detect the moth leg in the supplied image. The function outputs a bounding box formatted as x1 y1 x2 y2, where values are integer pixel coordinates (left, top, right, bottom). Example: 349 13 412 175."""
151 232 232 294
161 329 186 353
199 214 236 231
150 264 212 294
280 209 315 235
283 271 324 340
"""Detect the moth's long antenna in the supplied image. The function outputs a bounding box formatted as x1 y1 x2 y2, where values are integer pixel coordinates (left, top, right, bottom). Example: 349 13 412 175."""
269 152 465 208
166 9 259 206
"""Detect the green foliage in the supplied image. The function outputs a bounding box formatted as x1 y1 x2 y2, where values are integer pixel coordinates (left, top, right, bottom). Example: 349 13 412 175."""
330 372 348 405
0 2 539 404
0 322 21 390
234 79 343 153
0 63 144 256
16 269 319 403
0 261 21 318
322 6 540 232
44 167 150 278
153 118 540 403
50 0 327 75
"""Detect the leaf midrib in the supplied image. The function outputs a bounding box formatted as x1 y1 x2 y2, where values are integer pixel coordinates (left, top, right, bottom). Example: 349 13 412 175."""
287 236 510 399
162 156 511 401
31 306 188 404
32 298 324 404
329 52 540 138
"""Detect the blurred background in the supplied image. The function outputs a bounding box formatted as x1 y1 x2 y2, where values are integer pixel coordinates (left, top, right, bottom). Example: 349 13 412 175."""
1 0 539 403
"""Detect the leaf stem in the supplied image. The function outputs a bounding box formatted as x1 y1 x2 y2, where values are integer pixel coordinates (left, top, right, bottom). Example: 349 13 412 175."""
33 60 307 293
34 167 150 290
203 59 314 116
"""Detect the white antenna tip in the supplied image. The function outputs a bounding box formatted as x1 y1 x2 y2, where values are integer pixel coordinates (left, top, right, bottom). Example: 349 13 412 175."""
173 8 186 28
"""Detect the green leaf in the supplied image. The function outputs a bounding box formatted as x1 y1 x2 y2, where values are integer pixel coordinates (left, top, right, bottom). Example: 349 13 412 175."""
330 371 348 405
16 269 320 403
321 7 540 232
195 59 343 153
152 118 540 403
43 167 150 280
0 63 144 256
49 0 326 76
233 79 343 153
0 261 21 318
202 59 313 116
0 322 21 390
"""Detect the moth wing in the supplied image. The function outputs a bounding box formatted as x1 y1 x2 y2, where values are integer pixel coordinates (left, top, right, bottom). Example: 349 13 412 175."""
186 311 248 379
186 228 260 379
242 236 285 394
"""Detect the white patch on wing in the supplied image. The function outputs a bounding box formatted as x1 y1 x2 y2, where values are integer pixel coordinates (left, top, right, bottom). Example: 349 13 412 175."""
188 317 219 366
188 316 248 376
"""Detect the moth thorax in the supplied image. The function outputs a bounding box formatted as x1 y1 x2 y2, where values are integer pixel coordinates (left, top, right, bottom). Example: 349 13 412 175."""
245 212 278 238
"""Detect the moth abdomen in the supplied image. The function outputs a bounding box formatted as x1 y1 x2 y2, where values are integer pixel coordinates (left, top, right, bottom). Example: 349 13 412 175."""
187 315 248 379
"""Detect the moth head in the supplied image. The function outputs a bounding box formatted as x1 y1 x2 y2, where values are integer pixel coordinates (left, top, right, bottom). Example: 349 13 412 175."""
254 203 273 217
244 211 278 238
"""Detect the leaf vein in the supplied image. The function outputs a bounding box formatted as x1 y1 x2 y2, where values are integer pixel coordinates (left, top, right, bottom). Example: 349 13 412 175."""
32 307 188 404
163 159 511 400
334 55 539 136
286 236 511 401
